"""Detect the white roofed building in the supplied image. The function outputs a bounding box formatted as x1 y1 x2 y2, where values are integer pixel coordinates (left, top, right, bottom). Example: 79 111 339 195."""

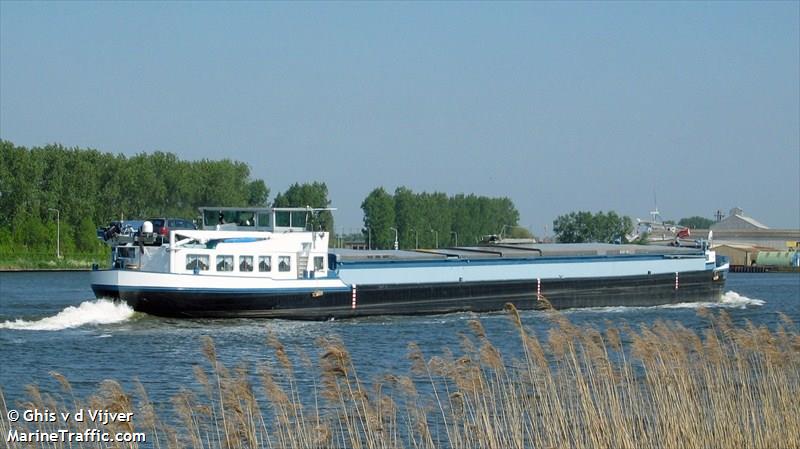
711 208 769 231
706 207 799 250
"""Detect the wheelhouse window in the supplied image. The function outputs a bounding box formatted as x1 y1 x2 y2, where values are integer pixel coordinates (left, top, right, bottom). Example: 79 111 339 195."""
118 247 137 259
186 254 209 271
203 210 220 226
275 211 290 227
258 256 272 272
314 256 324 271
291 211 307 228
278 256 291 272
216 255 233 272
257 212 271 228
239 256 253 272
237 212 255 227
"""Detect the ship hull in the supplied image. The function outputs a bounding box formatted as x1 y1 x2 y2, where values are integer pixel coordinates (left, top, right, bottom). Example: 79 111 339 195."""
92 269 725 320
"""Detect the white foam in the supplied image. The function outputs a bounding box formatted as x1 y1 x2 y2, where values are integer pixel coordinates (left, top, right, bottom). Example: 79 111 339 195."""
718 290 766 308
566 291 766 314
659 291 765 310
567 306 634 314
0 300 135 331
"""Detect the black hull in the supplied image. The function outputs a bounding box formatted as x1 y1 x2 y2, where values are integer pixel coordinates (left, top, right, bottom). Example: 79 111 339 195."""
92 270 725 320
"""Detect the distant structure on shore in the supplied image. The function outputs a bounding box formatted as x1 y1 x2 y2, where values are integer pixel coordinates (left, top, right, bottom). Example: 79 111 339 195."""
710 207 769 231
706 207 799 271
636 207 799 271
707 207 799 249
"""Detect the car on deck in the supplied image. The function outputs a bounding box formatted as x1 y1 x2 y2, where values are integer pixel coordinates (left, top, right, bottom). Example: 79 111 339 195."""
147 218 197 244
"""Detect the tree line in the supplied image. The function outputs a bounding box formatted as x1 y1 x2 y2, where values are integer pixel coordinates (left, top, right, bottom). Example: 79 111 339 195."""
360 187 527 249
552 211 634 244
0 141 717 258
0 141 268 256
551 212 717 244
0 141 529 256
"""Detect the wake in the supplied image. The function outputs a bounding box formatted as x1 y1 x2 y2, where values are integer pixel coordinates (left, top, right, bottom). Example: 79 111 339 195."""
573 291 765 314
661 291 766 310
0 299 135 331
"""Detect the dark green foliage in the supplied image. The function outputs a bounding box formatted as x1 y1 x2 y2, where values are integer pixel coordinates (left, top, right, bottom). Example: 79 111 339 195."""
360 187 396 249
393 187 422 248
678 216 714 229
0 141 269 258
553 210 633 243
361 187 521 249
272 182 334 231
247 180 269 207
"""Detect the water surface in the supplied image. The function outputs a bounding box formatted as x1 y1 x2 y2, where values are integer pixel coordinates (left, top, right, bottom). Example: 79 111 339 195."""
1 271 797 408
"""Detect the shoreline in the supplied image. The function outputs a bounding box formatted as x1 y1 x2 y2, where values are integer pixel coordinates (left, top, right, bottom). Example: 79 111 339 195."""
0 268 93 272
0 258 103 272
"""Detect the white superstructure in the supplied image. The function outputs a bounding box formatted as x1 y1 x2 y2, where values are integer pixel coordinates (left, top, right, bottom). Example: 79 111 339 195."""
105 207 336 280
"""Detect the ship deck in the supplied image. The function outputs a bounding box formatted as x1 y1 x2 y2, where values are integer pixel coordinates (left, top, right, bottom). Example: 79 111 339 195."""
331 243 705 262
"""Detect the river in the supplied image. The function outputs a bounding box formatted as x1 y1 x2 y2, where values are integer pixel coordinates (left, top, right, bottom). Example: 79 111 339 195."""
0 271 797 445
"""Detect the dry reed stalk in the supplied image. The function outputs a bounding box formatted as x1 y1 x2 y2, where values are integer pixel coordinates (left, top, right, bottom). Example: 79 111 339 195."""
200 336 228 449
6 307 799 449
132 379 162 449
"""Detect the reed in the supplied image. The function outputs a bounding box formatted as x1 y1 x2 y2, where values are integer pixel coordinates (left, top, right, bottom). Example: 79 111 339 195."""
2 308 798 449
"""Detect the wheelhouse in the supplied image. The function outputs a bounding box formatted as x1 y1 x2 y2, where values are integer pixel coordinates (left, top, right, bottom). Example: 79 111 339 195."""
107 206 335 280
199 206 331 232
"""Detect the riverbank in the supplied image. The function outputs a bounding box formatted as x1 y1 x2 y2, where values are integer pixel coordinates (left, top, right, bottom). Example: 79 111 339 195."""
0 254 105 271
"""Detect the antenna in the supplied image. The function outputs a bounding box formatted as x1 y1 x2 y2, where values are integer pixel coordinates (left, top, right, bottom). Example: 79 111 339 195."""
650 190 660 224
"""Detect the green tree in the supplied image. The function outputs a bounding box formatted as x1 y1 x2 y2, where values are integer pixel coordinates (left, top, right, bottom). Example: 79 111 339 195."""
247 180 269 207
75 217 103 253
553 211 633 243
394 187 423 249
678 216 714 229
449 193 520 245
273 182 333 231
362 187 522 249
0 140 271 263
361 187 395 249
417 192 452 248
194 159 253 208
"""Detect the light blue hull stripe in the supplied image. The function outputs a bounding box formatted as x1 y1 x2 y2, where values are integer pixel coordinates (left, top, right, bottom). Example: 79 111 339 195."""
93 284 352 294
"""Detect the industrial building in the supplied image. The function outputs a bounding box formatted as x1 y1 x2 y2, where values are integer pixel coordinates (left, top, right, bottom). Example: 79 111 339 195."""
695 208 799 271
707 207 800 249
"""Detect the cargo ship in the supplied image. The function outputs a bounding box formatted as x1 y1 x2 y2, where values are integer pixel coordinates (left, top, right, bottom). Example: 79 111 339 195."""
90 207 729 319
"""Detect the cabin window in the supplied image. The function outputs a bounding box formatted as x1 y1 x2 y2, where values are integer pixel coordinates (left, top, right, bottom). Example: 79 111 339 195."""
203 210 219 227
314 256 324 271
257 213 271 228
118 247 137 259
275 211 290 227
237 212 255 227
278 256 291 272
258 256 272 272
186 254 209 271
213 211 236 225
291 211 307 228
216 255 233 272
239 256 253 272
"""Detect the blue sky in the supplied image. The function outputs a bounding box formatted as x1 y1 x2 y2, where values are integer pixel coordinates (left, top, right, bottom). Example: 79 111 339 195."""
2 2 798 234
